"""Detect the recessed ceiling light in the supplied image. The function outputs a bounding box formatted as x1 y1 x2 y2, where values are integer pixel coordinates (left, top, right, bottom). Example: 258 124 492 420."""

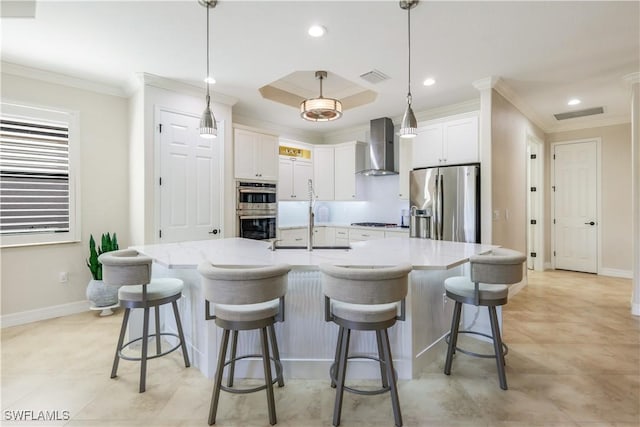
568 98 581 106
204 76 216 84
423 78 436 86
308 25 326 37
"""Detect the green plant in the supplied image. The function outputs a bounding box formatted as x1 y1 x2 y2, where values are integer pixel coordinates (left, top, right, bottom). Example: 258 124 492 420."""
86 232 119 280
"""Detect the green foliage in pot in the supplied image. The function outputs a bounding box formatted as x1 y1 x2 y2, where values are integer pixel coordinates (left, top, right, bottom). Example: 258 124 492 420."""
86 233 119 280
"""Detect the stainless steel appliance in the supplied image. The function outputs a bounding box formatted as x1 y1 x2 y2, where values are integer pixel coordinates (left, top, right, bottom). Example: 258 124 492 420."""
236 181 277 240
409 164 480 243
359 117 397 176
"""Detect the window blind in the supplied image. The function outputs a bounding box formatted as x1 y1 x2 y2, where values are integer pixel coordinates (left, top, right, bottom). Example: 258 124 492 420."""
0 117 70 235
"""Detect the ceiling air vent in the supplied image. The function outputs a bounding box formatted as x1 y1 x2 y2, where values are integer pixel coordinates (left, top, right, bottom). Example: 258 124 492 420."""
554 107 604 121
360 70 390 84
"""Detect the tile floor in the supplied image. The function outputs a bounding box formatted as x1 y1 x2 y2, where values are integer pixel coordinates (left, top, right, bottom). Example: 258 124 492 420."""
1 270 639 426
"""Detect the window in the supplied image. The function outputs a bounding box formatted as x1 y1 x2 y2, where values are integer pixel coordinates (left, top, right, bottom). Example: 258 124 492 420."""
0 102 80 247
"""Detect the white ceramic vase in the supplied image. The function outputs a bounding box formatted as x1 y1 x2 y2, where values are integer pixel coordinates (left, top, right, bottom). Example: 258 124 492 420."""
86 279 118 307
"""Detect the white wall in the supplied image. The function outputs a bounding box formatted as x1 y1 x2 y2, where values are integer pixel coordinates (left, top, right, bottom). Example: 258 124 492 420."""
1 73 129 317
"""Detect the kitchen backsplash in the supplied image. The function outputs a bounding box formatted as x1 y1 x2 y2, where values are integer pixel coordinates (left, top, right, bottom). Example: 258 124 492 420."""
278 174 409 226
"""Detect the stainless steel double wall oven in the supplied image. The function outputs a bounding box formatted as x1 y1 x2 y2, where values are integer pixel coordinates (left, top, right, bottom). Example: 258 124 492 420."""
236 181 277 240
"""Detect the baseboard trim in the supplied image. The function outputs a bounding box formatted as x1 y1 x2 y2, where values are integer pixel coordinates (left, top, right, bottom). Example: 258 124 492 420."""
632 302 640 317
599 268 633 279
544 262 552 270
1 300 90 328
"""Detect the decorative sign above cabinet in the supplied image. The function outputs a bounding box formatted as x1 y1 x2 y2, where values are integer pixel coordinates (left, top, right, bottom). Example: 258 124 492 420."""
279 145 312 159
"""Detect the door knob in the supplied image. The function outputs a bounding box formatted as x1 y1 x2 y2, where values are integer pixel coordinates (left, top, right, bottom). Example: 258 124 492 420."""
209 229 220 234
584 221 595 226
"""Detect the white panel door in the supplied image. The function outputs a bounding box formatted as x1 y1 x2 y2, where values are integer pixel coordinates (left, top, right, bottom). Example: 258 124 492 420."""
553 141 597 273
160 110 222 243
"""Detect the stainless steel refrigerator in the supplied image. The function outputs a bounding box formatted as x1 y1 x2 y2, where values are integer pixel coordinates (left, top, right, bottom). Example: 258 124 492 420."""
409 164 480 243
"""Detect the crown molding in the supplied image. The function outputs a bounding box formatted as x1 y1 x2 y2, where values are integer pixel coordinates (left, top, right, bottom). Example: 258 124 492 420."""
1 61 127 97
623 72 640 85
492 78 550 132
129 72 238 106
472 76 501 91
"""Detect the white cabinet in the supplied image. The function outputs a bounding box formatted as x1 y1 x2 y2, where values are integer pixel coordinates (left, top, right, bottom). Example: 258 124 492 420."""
412 114 479 169
278 158 313 200
349 228 385 242
398 138 412 199
313 226 335 246
334 227 350 246
313 146 335 200
385 229 409 238
278 228 307 246
334 141 366 201
234 129 279 181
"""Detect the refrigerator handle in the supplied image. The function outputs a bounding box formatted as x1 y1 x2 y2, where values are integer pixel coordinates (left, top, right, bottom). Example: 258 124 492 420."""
438 174 444 239
434 174 439 239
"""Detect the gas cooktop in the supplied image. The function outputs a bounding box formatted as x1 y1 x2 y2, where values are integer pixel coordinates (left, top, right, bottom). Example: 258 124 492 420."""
350 222 400 228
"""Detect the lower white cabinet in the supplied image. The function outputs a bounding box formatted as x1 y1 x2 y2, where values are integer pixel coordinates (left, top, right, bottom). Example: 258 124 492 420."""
334 227 349 246
278 228 307 246
349 228 385 242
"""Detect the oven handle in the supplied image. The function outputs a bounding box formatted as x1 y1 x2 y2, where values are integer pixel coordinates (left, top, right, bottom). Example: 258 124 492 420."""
238 188 277 194
238 214 276 220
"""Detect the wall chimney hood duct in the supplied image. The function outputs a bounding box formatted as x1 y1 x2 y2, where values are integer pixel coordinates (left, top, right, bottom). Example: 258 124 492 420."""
360 117 397 176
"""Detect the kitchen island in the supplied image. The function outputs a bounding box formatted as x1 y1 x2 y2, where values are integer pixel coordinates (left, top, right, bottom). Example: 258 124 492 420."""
134 237 496 380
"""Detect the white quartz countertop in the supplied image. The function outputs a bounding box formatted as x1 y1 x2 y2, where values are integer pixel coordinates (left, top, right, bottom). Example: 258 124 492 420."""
133 237 495 271
278 224 410 232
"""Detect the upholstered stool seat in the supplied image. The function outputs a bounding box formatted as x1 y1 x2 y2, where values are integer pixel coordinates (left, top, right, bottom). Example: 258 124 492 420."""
320 263 413 427
443 248 526 390
198 263 291 426
99 249 190 393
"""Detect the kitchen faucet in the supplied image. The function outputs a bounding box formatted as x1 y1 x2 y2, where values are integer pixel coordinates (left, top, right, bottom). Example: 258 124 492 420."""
308 179 315 251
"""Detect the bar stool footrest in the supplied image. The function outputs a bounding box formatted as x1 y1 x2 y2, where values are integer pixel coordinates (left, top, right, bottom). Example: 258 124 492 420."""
329 355 395 396
118 332 183 361
445 330 508 359
218 354 283 394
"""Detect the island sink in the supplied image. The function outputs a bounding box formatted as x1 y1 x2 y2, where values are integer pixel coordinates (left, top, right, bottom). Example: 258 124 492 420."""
273 245 351 250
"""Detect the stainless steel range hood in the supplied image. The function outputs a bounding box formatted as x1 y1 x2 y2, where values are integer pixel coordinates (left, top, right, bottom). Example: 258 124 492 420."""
359 117 397 176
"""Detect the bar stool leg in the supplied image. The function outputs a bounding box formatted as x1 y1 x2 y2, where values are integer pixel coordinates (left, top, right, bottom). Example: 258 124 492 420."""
111 307 130 379
333 327 351 427
268 324 284 387
227 330 239 387
381 328 402 427
171 301 191 367
209 329 230 425
376 330 389 388
488 306 508 390
139 306 150 393
330 326 344 388
154 305 162 355
260 327 277 425
444 301 463 375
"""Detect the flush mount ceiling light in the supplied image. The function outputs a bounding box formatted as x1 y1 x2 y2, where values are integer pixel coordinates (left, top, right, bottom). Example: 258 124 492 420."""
198 0 217 139
308 24 326 37
399 0 418 139
568 98 581 106
423 77 436 86
300 71 343 122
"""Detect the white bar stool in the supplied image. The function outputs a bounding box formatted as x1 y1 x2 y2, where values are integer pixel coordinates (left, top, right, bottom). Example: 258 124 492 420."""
443 247 526 390
198 262 291 426
99 249 190 393
320 263 413 427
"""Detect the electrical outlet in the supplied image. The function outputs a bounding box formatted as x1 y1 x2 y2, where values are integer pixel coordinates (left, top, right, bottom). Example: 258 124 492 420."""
59 272 68 283
493 210 500 221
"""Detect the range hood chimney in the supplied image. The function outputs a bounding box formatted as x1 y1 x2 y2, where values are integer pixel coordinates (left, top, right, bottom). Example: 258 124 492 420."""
360 117 397 176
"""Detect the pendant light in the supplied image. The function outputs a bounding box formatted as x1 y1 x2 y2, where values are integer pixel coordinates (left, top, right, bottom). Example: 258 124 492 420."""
301 71 343 122
399 0 418 139
199 0 217 139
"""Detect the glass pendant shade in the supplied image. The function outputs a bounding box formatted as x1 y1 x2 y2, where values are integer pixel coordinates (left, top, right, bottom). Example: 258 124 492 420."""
199 96 217 139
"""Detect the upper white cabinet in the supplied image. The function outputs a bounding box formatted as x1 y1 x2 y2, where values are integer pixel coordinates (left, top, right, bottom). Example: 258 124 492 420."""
334 141 366 201
234 128 279 181
412 114 479 169
278 157 313 200
313 145 335 201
